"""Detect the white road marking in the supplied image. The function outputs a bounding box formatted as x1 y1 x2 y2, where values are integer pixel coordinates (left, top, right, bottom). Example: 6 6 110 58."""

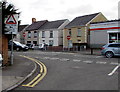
108 64 120 76
43 57 50 59
83 61 93 64
73 59 81 62
50 57 59 60
60 58 70 61
96 61 107 64
110 62 119 65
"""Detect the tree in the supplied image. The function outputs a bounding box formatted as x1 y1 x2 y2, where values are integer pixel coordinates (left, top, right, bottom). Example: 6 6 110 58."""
2 1 19 34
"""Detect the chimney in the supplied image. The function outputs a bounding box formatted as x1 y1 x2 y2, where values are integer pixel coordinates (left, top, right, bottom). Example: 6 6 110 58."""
32 18 36 23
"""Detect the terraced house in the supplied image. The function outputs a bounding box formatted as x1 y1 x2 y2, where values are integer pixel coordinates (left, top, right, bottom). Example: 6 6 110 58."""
25 19 48 45
25 18 69 48
63 12 107 50
38 19 69 47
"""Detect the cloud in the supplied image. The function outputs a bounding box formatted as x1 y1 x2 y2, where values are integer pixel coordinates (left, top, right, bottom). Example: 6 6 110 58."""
7 0 120 24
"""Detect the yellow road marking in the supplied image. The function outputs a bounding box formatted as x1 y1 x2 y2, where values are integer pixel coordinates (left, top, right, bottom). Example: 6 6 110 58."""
19 55 47 87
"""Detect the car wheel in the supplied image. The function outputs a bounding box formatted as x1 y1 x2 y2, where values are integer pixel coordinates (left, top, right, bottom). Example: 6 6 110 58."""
16 47 20 51
105 51 114 58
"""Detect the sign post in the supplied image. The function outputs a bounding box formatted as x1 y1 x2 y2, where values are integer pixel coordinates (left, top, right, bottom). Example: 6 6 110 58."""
5 14 18 65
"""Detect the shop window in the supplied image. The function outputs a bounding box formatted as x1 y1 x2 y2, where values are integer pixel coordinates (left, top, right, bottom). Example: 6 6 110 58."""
109 33 117 43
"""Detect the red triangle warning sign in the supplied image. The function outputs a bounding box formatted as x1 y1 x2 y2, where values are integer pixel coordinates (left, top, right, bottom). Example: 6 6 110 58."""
6 15 17 24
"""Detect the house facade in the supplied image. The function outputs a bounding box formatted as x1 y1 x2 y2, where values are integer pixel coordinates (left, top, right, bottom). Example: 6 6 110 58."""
25 19 69 47
90 20 120 48
38 19 69 46
63 12 107 50
25 19 48 45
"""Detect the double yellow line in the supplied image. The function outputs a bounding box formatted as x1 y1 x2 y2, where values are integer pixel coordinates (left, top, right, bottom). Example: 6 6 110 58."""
19 55 47 87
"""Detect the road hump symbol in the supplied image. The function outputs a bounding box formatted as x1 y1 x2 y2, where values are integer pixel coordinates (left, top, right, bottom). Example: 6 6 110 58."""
6 15 17 24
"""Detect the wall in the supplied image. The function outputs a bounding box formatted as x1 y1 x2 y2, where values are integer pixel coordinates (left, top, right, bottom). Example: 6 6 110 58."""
90 20 120 48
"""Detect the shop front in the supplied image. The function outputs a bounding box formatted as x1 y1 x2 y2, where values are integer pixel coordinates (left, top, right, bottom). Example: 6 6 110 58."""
108 31 120 43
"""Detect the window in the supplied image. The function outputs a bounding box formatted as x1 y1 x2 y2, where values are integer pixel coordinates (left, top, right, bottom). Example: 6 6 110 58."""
42 40 45 43
28 31 31 38
108 44 120 47
42 31 45 38
77 28 82 37
50 31 53 38
27 41 31 44
68 29 71 36
49 40 54 46
33 41 37 46
34 31 37 38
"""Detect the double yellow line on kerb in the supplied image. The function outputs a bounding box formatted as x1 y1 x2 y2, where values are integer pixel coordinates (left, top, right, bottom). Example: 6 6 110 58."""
19 55 47 87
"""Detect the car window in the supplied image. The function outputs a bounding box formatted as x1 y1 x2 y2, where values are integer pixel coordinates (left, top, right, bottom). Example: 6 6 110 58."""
108 44 120 47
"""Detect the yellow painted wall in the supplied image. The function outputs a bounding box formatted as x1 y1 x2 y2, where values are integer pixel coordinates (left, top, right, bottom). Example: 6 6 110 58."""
63 13 108 47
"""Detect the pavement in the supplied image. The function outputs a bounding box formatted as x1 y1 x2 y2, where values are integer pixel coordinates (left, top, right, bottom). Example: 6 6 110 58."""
2 54 37 92
64 48 101 56
1 49 101 92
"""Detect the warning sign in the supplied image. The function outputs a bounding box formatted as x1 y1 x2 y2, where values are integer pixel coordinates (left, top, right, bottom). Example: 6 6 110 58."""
4 14 18 34
6 15 17 24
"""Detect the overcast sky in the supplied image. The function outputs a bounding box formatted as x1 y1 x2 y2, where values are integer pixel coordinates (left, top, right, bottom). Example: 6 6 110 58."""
6 0 120 25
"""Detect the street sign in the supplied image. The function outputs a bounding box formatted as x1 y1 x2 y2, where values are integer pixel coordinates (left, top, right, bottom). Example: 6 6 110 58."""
23 32 26 37
4 14 18 34
6 15 17 24
67 36 71 40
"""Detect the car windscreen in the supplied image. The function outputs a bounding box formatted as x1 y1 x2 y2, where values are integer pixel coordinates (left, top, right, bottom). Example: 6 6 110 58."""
13 41 23 46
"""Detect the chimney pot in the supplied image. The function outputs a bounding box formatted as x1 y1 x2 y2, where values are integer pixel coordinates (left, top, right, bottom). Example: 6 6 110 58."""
32 18 36 23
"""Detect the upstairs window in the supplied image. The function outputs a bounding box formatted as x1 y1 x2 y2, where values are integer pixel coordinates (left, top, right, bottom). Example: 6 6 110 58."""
50 31 53 38
77 28 82 37
68 29 71 36
28 31 31 38
42 31 45 38
34 31 37 38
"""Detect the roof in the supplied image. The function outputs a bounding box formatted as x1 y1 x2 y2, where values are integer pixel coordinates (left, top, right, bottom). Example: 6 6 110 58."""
26 20 48 31
39 19 68 30
90 19 120 24
18 25 28 32
65 13 100 28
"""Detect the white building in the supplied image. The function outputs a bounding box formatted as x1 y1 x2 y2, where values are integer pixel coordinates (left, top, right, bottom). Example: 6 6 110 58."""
90 20 120 48
38 19 69 46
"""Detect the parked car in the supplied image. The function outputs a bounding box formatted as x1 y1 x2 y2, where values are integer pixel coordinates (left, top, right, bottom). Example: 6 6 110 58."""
8 41 29 51
39 43 48 50
26 43 35 50
101 43 120 58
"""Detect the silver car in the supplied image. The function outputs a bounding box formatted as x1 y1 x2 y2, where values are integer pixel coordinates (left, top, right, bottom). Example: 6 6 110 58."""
101 43 120 58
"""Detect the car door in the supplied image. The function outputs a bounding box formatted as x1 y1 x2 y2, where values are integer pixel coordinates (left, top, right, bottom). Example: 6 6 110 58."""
112 44 120 55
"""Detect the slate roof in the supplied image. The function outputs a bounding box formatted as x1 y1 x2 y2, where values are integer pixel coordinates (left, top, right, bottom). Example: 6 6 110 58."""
39 19 68 30
26 20 48 31
18 25 28 32
65 13 100 28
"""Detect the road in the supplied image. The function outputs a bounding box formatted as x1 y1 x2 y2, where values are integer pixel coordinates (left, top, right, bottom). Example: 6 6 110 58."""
13 50 119 90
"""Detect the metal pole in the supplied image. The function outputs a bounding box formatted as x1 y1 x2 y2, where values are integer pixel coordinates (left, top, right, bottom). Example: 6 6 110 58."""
10 27 13 65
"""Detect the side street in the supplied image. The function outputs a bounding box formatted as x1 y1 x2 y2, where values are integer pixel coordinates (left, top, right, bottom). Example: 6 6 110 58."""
0 0 120 91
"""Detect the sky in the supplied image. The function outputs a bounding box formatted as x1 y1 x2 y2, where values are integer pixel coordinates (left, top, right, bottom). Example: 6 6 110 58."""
5 0 120 25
